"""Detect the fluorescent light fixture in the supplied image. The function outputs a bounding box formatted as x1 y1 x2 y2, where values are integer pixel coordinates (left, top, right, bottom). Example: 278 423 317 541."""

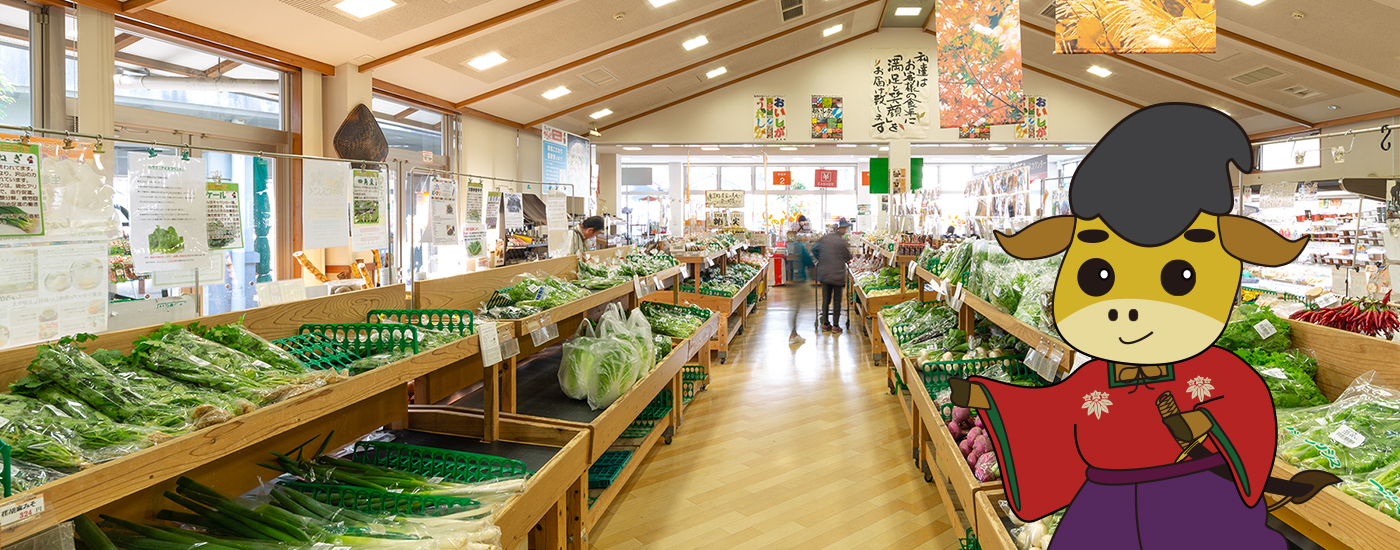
879 146 889 151
988 146 1008 151
706 67 727 79
1066 146 1089 151
334 0 396 18
780 147 798 151
622 146 643 151
652 144 670 148
467 52 507 71
895 6 922 16
1087 65 1112 77
702 147 720 151
837 144 858 148
824 24 843 37
683 36 708 50
589 108 613 119
1237 0 1267 5
541 86 571 100
648 0 677 6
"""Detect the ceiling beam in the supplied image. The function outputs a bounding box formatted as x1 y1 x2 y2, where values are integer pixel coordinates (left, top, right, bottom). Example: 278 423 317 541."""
393 107 419 120
122 0 173 13
1020 22 1312 128
0 21 200 77
525 0 882 128
359 0 569 73
876 0 892 31
372 78 532 132
1023 62 1145 109
921 3 936 31
600 29 878 132
1217 27 1400 99
118 9 335 74
203 59 241 77
457 0 765 107
114 33 143 51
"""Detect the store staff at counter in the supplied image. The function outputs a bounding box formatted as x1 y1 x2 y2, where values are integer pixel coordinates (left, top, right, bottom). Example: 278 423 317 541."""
572 216 606 255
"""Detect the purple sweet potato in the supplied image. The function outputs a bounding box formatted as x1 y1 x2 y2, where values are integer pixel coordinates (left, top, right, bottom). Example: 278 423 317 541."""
973 415 984 429
951 406 971 426
967 449 983 469
948 421 963 440
974 435 992 450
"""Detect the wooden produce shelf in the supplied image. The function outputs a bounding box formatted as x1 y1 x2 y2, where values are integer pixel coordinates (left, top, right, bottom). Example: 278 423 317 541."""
915 267 1076 372
856 280 921 364
925 429 973 538
645 263 766 363
1269 460 1400 550
876 312 914 375
586 411 673 528
973 489 1019 550
929 396 1002 528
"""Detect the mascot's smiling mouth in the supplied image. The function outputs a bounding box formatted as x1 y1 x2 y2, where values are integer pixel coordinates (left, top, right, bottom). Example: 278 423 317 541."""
1119 332 1154 345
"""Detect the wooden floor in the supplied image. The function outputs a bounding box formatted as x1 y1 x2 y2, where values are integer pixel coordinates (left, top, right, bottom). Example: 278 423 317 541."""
589 285 959 549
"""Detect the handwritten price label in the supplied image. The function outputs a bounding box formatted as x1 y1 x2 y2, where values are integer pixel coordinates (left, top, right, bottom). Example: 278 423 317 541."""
0 494 44 528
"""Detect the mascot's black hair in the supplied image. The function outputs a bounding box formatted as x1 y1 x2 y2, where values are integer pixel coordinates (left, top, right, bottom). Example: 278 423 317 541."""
1069 103 1252 247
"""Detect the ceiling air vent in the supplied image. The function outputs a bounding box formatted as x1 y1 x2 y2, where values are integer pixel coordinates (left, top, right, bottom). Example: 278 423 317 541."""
1040 1 1058 18
579 68 619 88
1281 84 1322 99
667 76 704 95
1229 66 1284 86
779 0 804 22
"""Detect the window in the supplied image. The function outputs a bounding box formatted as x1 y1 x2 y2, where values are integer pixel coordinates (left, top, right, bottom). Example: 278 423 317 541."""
719 166 751 191
372 95 445 156
688 166 716 193
1258 138 1320 171
0 2 31 126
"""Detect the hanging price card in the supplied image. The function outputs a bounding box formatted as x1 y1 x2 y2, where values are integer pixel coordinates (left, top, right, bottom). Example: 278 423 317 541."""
1071 352 1094 372
653 275 664 290
478 321 501 366
908 260 918 280
0 493 43 528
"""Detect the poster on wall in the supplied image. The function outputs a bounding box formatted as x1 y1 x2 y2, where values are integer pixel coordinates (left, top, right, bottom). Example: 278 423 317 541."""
301 159 350 250
753 96 787 140
870 49 933 139
486 191 501 230
567 133 591 194
1055 0 1215 53
0 142 43 238
465 181 484 224
959 123 992 140
429 176 458 246
206 178 243 251
0 242 108 349
936 0 1023 129
1015 96 1049 140
542 125 568 185
463 223 488 259
728 211 744 229
814 169 838 188
811 95 843 140
503 192 524 230
546 190 569 257
0 136 119 244
350 169 388 251
130 154 209 272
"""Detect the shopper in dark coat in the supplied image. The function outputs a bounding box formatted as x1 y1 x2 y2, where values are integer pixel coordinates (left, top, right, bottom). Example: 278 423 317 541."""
812 219 853 333
785 230 814 345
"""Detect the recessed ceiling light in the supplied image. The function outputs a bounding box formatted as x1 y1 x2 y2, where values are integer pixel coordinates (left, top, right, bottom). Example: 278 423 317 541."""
1328 105 1339 110
623 146 643 151
648 0 677 5
780 147 798 151
837 144 858 148
706 67 727 79
824 24 843 37
683 36 708 51
334 0 396 18
988 146 1008 151
879 146 889 151
1237 0 1267 5
1086 65 1112 77
589 108 613 119
467 52 507 71
895 7 922 16
541 86 571 100
1066 146 1089 151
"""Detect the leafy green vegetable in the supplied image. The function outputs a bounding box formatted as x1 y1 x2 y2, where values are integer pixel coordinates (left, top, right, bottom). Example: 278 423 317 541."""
1216 303 1291 352
0 205 40 233
148 225 185 253
1236 349 1327 409
193 319 307 374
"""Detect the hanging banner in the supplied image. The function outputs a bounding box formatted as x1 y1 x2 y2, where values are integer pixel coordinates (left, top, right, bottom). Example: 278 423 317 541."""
773 171 792 186
0 142 44 238
542 125 568 185
486 191 501 230
753 96 787 140
862 171 870 187
871 50 933 139
936 0 1023 129
301 160 350 249
0 136 117 244
0 242 108 349
465 181 484 224
546 190 569 258
567 133 591 194
206 179 243 251
463 223 488 259
130 154 209 272
1055 0 1215 53
706 190 744 208
1015 95 1049 140
429 176 458 246
503 192 524 230
811 95 843 140
959 123 992 140
814 169 838 188
350 169 388 251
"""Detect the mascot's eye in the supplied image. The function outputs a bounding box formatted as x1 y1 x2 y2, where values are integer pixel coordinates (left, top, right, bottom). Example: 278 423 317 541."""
1161 259 1197 296
1077 258 1115 297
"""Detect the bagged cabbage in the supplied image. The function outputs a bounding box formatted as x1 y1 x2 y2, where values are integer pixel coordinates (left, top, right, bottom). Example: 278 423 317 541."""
587 338 641 410
559 320 598 400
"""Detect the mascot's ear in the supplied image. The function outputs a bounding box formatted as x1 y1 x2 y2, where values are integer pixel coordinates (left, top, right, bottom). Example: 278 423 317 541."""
1218 214 1309 267
995 216 1076 260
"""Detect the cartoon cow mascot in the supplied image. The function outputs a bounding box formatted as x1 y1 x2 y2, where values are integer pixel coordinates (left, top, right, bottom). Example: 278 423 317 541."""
949 103 1341 549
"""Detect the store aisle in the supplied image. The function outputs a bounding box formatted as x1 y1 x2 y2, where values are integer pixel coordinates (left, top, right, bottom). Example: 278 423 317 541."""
589 285 958 549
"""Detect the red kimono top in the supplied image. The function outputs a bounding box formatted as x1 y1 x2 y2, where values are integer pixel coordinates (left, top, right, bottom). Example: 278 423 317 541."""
970 346 1277 521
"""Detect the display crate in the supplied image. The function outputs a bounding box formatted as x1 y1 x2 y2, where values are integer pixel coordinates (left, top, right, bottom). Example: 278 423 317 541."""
347 440 528 483
297 323 420 357
367 309 476 335
682 365 706 382
270 333 361 371
913 354 1030 394
278 481 481 517
619 391 674 439
588 450 634 489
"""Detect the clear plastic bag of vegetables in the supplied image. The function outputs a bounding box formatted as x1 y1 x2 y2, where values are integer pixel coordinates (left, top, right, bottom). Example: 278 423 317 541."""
627 308 657 373
1276 371 1400 475
95 348 255 427
134 326 294 396
20 337 189 428
1237 348 1327 409
559 319 598 400
1340 459 1400 522
588 338 642 411
10 459 67 492
1216 302 1291 352
193 319 308 374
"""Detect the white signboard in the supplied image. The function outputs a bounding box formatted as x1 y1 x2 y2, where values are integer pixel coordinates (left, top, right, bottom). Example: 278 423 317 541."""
463 223 488 259
130 154 209 272
351 169 389 251
546 190 568 257
503 192 524 230
0 242 108 349
706 190 744 208
301 160 350 249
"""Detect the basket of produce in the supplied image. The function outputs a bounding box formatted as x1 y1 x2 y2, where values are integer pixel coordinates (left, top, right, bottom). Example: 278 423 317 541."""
640 301 713 339
348 440 529 483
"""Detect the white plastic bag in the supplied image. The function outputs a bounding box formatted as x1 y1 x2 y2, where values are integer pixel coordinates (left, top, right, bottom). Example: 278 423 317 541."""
558 320 597 400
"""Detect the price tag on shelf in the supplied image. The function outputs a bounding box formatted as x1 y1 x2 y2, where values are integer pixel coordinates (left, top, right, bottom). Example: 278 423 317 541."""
634 275 654 298
531 323 558 347
1253 319 1278 340
1048 345 1065 368
523 317 543 335
950 284 965 310
1350 270 1369 298
478 321 501 366
0 493 43 528
704 257 714 268
681 265 691 279
1071 352 1094 373
499 334 520 360
908 260 918 280
653 275 664 290
1316 293 1341 309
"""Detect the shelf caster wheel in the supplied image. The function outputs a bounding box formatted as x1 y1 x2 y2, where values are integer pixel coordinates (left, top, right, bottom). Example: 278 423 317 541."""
888 379 895 395
664 436 673 445
922 461 933 483
663 426 675 445
738 328 744 335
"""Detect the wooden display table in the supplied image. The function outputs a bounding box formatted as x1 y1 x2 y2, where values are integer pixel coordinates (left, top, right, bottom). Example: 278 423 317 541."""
644 259 767 364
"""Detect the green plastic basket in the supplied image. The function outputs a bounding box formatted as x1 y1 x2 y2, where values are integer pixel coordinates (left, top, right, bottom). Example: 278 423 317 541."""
589 450 633 489
678 285 734 297
620 390 674 439
682 365 706 382
1 441 10 498
682 380 698 404
914 354 1027 390
746 291 758 304
278 481 481 517
891 366 908 392
367 309 476 335
271 333 363 371
348 440 529 483
297 323 419 357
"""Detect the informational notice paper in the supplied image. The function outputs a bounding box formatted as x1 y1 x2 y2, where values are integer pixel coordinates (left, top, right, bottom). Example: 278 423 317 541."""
463 223 488 259
430 176 459 246
206 179 243 251
0 242 108 349
485 191 501 230
546 190 568 258
503 192 524 230
130 154 208 272
351 169 389 251
0 142 43 238
465 182 484 224
301 160 350 249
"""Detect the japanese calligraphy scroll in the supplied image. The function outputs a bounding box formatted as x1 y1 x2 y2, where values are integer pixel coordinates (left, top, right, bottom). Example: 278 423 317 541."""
936 0 1024 129
1055 0 1216 54
1016 95 1049 140
754 96 787 140
811 95 843 140
870 50 933 139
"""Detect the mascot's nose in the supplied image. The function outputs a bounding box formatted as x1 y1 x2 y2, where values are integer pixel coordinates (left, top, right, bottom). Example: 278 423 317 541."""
1108 309 1118 321
1129 309 1139 321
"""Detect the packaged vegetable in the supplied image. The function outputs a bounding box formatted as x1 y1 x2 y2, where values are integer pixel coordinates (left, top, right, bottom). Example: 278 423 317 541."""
1217 303 1291 353
559 320 598 400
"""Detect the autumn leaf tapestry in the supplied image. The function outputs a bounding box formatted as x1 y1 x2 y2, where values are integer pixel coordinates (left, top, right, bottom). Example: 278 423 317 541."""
937 0 1024 129
1055 0 1216 53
